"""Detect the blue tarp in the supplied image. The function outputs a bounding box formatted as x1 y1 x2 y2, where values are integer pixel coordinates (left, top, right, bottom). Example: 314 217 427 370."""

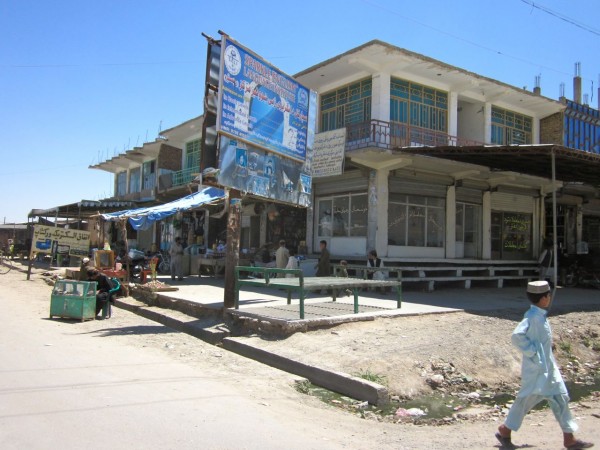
101 187 225 231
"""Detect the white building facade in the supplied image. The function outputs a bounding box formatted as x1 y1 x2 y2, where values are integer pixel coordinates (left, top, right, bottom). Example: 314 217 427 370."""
296 40 567 262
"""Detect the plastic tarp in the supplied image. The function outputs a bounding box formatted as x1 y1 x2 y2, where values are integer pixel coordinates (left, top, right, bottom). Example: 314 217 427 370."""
101 186 225 231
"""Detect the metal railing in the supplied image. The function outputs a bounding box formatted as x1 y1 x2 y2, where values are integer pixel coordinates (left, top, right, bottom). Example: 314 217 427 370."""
171 167 198 187
344 120 484 151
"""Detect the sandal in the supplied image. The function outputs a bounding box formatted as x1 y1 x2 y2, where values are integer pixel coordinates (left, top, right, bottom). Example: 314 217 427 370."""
495 432 516 449
566 440 594 449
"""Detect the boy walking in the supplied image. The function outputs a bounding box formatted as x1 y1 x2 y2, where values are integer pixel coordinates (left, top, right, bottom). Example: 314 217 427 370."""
495 280 593 450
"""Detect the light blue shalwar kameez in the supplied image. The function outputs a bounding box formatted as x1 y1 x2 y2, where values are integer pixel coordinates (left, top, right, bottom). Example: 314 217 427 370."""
505 305 578 433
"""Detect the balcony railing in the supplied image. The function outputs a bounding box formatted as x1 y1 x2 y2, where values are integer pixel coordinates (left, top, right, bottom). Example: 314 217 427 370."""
172 167 198 187
345 120 484 151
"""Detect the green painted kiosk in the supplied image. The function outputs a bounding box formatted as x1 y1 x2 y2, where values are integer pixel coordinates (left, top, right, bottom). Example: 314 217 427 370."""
50 280 97 321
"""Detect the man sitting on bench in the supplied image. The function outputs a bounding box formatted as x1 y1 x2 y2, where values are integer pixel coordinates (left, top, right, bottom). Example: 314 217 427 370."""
86 268 117 319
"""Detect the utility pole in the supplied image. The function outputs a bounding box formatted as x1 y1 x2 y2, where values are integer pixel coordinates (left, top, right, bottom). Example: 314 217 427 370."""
223 189 241 310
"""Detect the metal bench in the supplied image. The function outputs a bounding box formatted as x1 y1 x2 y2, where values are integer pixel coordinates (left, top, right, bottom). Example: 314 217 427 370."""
234 266 402 319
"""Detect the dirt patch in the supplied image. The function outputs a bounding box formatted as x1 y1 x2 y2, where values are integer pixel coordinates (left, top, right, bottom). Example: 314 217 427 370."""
241 307 600 413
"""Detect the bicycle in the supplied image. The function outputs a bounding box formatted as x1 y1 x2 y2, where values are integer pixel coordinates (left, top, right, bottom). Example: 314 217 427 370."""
0 249 14 274
157 250 171 274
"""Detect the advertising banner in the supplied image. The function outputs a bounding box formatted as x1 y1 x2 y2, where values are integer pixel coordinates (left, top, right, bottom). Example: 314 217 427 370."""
312 128 347 177
32 225 90 257
218 36 310 162
217 136 312 207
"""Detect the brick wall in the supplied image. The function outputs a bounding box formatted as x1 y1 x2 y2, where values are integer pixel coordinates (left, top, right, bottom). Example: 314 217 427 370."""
540 112 563 145
157 144 183 171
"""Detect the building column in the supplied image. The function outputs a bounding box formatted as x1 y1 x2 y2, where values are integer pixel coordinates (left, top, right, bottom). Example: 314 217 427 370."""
448 92 458 139
305 199 314 255
445 185 456 258
482 190 492 259
484 102 492 144
371 72 390 122
576 205 583 244
367 169 390 256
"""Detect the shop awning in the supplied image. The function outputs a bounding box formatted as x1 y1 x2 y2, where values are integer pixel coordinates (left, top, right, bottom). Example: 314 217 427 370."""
101 187 226 230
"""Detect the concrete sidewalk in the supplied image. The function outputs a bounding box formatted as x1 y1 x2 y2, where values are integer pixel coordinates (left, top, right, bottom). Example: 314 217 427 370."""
142 273 600 322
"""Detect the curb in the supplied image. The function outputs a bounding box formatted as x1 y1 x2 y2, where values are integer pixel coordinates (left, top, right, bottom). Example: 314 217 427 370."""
222 337 389 407
115 297 228 345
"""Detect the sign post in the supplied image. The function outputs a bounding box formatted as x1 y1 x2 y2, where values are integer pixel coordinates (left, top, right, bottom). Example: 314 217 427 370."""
224 190 241 309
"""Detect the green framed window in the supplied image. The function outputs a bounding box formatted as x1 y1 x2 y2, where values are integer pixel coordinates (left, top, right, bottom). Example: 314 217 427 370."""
390 77 448 132
320 78 372 132
491 106 532 145
185 139 201 169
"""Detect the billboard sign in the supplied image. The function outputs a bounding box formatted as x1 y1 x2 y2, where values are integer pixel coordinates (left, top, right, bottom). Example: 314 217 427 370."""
217 36 310 162
32 225 90 257
218 136 312 207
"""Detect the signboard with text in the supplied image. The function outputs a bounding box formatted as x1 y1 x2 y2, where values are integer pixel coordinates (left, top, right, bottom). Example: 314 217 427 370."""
32 225 90 257
217 36 310 162
312 128 346 177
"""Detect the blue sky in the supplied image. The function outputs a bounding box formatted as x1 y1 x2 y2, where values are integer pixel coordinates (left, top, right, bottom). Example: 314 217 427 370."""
1 0 598 223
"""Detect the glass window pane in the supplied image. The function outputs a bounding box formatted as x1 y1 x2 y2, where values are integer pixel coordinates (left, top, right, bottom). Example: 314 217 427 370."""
426 207 445 247
407 205 426 246
388 203 406 245
332 196 350 236
318 200 333 237
455 203 464 242
349 195 368 236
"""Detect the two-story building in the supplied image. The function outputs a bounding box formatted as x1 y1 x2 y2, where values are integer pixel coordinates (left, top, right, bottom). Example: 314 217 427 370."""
295 40 600 265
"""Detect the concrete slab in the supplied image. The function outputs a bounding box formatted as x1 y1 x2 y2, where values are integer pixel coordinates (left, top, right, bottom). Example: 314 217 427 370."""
130 274 600 329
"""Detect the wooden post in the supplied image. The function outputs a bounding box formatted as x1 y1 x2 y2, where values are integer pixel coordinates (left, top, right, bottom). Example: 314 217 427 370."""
224 189 241 310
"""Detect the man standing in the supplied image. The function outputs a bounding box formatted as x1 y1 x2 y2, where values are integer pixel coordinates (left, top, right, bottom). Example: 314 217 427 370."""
315 240 330 277
169 237 184 281
495 280 593 450
275 240 289 277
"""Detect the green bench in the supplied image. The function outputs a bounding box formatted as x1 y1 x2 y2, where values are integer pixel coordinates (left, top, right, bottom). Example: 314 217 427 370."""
234 266 402 319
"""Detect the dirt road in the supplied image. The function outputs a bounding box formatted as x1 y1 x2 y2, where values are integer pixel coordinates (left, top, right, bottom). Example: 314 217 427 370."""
2 267 599 449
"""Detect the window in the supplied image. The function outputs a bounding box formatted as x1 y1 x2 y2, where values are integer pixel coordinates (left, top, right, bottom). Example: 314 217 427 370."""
320 78 372 132
129 167 141 193
456 203 482 258
491 212 532 260
116 171 127 196
491 107 532 145
388 194 445 247
390 78 448 146
185 139 201 169
142 160 156 190
317 193 368 237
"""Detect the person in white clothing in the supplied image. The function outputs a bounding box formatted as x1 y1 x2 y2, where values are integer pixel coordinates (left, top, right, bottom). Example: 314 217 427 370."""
275 239 290 277
285 249 299 278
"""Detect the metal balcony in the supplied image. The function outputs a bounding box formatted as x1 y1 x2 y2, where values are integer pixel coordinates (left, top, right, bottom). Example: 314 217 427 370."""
344 120 484 151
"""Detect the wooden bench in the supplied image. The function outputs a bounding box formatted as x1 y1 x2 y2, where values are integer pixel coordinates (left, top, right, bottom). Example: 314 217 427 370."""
335 263 538 292
234 266 402 319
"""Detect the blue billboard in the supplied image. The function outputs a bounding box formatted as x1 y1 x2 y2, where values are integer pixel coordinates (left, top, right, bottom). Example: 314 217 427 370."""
218 36 310 162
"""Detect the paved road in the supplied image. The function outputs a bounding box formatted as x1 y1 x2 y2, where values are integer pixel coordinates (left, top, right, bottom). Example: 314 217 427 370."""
0 269 402 450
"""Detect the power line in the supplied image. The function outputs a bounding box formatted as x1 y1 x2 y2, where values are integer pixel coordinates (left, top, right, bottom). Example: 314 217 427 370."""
520 0 600 37
360 0 593 83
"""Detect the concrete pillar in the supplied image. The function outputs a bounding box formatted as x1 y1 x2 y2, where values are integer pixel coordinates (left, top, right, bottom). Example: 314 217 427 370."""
482 190 492 259
306 200 314 254
448 92 458 140
576 205 583 244
532 116 540 144
445 185 456 258
371 73 391 122
367 169 390 256
484 103 492 144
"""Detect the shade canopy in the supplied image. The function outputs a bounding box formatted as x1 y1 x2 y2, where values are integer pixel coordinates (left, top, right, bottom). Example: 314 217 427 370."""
101 187 225 230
